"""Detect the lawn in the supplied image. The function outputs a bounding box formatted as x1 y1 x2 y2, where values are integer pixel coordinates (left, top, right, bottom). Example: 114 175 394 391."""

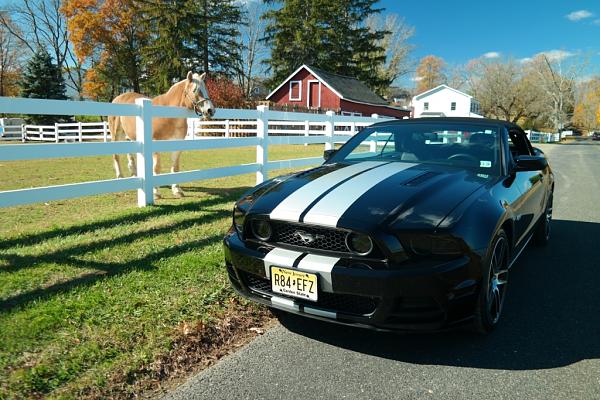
0 144 324 399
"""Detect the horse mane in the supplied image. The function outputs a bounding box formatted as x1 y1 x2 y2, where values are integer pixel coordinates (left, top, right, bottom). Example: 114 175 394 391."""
153 79 188 107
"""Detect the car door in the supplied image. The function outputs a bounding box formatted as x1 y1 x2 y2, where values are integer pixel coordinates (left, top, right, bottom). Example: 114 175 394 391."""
508 128 546 244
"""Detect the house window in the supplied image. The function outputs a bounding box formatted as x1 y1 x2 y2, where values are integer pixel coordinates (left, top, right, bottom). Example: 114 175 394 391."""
451 102 456 111
289 81 302 101
424 102 429 111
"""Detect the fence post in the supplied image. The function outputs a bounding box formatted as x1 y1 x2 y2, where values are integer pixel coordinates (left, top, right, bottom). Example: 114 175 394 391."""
21 124 25 142
325 111 335 151
369 114 379 152
78 122 83 142
256 105 269 184
303 120 310 147
135 98 154 207
54 123 59 143
225 119 230 138
103 121 108 142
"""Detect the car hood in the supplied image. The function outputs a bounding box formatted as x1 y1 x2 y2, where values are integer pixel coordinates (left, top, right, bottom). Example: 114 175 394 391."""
245 161 492 231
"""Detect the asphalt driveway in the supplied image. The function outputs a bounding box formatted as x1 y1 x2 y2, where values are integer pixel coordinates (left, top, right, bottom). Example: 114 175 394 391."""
163 142 600 400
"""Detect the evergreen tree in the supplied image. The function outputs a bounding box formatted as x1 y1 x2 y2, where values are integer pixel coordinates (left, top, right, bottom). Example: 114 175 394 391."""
263 0 389 93
138 0 243 95
19 49 68 124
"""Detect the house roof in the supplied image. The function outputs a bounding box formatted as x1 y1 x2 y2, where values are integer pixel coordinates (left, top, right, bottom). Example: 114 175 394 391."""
413 84 473 101
265 64 389 106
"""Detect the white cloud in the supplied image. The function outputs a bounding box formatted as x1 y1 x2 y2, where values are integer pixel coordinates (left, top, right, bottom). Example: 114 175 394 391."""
519 57 533 64
537 49 575 62
566 10 593 21
482 51 501 59
411 76 424 82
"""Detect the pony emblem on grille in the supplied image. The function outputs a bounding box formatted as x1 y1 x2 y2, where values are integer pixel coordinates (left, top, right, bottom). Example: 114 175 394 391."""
294 230 324 244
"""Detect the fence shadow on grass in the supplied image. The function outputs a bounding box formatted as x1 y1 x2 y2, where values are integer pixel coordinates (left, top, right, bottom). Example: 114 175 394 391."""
0 186 249 251
0 186 250 312
277 219 600 371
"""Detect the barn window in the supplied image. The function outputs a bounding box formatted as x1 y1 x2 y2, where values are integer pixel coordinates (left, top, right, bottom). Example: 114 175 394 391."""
424 102 429 111
451 102 456 111
289 81 302 101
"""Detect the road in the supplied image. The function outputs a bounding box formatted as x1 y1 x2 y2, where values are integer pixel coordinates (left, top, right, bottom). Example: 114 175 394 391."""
164 143 600 400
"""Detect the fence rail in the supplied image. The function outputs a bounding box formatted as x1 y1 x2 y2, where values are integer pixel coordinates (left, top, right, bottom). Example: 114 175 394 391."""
1 116 376 142
0 97 387 208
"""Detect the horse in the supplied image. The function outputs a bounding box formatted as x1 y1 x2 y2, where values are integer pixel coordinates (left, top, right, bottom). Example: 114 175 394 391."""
108 71 215 199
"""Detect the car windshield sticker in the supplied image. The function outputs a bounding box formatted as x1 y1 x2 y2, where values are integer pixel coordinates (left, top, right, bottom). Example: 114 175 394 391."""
480 160 492 168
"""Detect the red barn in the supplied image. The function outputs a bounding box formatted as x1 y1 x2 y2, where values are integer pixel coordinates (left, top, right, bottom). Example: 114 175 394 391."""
265 65 410 119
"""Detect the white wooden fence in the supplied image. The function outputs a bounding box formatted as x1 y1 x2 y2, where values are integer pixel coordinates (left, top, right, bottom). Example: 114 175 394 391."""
0 97 386 208
0 117 374 142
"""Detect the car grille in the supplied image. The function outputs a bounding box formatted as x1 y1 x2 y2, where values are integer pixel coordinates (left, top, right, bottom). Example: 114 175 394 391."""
270 221 349 253
241 272 378 316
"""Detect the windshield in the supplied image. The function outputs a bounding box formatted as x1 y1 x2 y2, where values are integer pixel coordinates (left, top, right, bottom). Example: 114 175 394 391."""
330 122 501 175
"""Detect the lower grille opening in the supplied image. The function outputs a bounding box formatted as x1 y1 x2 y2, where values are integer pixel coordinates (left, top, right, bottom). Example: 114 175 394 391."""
241 271 378 316
385 297 445 324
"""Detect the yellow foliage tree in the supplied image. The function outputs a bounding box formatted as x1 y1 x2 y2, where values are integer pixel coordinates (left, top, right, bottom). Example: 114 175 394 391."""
415 55 447 94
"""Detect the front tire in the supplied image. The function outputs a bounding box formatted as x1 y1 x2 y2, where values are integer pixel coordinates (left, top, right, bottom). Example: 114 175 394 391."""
474 230 510 334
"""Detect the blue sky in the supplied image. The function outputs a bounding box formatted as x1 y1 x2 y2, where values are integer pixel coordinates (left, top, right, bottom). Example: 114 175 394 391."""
379 0 600 82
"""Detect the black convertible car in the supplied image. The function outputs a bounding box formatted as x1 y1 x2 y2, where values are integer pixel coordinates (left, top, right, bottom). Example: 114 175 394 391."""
223 118 554 333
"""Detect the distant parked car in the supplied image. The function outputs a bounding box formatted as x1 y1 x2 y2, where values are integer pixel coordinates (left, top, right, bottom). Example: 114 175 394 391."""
592 132 600 141
224 118 554 334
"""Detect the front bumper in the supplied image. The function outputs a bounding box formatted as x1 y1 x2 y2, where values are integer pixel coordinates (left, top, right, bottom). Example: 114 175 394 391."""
223 230 483 331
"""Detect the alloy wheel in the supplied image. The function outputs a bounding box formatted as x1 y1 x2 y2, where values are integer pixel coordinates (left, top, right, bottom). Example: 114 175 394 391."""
487 236 509 324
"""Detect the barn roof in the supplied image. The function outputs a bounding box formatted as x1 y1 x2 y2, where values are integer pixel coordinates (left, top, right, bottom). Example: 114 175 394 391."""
265 64 389 106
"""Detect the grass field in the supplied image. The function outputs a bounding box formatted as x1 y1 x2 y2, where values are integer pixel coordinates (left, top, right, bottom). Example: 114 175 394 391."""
0 144 324 399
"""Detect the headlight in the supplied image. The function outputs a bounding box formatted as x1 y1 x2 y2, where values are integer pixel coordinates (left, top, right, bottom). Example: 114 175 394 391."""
233 206 246 234
345 232 373 256
251 219 272 241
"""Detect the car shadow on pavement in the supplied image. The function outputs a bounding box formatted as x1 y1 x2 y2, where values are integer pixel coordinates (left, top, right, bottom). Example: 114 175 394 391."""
277 219 600 370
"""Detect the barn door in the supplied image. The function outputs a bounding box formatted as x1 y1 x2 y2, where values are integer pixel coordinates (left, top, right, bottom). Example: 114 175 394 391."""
308 81 320 109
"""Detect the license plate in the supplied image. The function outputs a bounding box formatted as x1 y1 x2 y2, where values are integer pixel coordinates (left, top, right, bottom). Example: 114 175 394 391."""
271 267 318 302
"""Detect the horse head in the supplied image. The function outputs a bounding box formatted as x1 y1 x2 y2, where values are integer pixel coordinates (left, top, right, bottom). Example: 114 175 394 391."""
184 71 215 119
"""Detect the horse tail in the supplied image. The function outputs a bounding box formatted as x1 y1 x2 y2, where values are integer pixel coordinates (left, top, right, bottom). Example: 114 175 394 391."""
108 115 124 142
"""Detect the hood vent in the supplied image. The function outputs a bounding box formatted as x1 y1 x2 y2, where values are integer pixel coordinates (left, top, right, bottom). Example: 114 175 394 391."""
402 171 439 187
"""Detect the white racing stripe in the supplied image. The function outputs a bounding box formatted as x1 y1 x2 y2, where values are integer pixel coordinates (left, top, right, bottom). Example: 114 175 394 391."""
303 162 417 227
297 254 339 293
263 247 303 278
270 161 386 222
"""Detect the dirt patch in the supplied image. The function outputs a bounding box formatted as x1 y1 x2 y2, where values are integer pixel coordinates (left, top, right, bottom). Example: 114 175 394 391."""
87 299 275 399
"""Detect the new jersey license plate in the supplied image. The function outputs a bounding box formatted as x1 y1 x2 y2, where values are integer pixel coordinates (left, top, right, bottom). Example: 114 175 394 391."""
270 267 318 302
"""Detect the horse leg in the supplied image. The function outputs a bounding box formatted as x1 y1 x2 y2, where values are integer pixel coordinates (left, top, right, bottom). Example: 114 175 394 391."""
112 154 124 179
153 152 161 199
127 153 137 177
170 151 184 198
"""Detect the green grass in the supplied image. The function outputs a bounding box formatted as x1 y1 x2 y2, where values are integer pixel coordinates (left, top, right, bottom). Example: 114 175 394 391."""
0 144 324 399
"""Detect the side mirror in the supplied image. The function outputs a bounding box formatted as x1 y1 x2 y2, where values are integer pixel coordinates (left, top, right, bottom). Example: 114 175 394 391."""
323 149 337 161
514 155 548 172
533 147 544 156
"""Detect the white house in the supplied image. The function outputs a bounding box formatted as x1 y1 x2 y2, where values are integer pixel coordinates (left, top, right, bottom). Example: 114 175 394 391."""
411 85 483 118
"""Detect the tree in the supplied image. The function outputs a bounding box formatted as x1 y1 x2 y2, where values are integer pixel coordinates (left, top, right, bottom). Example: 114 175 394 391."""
573 77 600 132
206 76 246 109
365 13 414 97
0 12 23 96
62 0 145 96
528 55 579 132
468 58 544 123
19 49 67 124
263 0 388 92
0 0 84 98
415 55 447 93
234 1 268 98
138 0 244 94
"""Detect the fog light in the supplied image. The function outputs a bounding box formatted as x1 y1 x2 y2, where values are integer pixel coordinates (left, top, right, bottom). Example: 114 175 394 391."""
251 219 272 241
346 232 373 256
